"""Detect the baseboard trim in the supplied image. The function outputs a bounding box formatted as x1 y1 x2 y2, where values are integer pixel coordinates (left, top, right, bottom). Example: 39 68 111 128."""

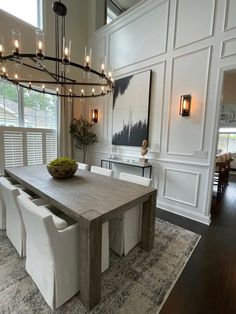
157 200 211 225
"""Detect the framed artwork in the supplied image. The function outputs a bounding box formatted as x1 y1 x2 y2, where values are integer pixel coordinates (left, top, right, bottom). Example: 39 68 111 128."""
112 70 152 146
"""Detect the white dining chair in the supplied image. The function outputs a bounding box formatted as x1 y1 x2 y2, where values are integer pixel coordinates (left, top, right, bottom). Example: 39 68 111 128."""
0 177 10 230
0 177 23 230
91 165 113 177
77 162 89 171
91 165 113 271
109 172 152 256
17 194 79 309
0 177 32 256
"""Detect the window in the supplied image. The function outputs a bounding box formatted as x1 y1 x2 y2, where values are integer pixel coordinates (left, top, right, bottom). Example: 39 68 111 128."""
218 128 236 153
0 78 57 130
0 0 42 28
0 78 58 174
106 0 123 24
0 80 19 126
107 7 119 24
23 90 57 129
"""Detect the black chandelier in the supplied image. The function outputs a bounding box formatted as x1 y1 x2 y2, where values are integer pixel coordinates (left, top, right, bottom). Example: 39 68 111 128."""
0 1 114 98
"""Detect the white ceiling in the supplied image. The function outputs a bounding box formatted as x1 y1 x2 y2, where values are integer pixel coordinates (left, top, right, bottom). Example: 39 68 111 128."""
113 0 142 11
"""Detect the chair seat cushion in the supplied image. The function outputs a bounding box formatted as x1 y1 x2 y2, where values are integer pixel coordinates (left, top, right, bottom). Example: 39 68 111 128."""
39 206 68 230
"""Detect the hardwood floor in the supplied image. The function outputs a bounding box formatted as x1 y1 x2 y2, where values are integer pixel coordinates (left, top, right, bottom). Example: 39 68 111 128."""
159 175 236 314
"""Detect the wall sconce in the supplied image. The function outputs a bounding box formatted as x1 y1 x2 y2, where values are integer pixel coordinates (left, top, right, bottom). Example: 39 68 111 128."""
179 95 191 116
91 109 98 123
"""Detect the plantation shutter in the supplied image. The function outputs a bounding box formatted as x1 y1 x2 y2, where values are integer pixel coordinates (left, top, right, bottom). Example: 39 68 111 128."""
4 131 24 168
0 127 57 175
46 132 57 163
27 132 43 165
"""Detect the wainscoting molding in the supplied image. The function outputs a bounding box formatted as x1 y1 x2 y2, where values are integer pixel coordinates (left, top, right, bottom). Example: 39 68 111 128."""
109 0 169 71
157 200 211 225
166 46 211 156
221 37 236 59
223 0 236 32
173 0 215 50
163 168 200 207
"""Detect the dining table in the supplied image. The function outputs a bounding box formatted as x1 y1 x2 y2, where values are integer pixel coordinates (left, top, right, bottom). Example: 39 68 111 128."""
4 164 157 310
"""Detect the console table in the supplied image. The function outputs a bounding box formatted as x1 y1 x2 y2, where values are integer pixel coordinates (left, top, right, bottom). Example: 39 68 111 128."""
101 158 152 178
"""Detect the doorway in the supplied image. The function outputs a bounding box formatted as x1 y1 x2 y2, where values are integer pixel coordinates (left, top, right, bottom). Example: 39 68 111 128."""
211 69 236 208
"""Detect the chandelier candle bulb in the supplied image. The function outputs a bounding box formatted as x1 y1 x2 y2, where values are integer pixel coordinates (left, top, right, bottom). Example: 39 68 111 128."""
29 82 32 89
92 88 95 97
81 89 84 97
62 37 71 64
12 29 21 57
35 29 44 59
42 84 45 92
14 73 18 81
56 87 59 95
101 86 105 95
84 47 92 70
0 36 4 61
101 63 105 75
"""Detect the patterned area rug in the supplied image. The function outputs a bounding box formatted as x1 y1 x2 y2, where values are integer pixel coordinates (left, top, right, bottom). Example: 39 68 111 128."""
0 218 200 314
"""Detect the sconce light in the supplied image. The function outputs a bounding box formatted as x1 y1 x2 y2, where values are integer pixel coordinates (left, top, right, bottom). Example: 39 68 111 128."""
91 109 98 123
179 94 191 116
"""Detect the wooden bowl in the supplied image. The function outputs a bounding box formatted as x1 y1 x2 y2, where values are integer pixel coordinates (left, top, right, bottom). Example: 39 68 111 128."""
47 164 78 179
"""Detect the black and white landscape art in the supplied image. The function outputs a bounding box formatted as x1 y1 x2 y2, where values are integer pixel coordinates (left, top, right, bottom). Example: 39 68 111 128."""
112 70 151 146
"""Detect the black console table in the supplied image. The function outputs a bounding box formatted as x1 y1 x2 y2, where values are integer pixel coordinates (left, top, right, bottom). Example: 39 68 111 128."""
101 158 152 178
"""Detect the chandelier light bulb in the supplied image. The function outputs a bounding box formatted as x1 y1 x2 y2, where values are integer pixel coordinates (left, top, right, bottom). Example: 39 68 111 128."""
35 29 44 59
0 35 4 60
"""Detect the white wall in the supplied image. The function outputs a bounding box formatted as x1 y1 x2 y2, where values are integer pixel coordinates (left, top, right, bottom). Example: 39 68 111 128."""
83 0 236 225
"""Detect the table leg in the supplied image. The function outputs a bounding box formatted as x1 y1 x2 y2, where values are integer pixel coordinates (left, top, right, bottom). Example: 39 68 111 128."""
140 191 157 251
79 210 102 310
149 166 152 179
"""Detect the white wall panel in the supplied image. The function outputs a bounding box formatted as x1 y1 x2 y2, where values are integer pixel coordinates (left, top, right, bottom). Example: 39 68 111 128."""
167 47 211 155
224 0 236 31
221 37 236 58
174 0 215 49
109 0 169 70
88 0 236 225
163 168 199 207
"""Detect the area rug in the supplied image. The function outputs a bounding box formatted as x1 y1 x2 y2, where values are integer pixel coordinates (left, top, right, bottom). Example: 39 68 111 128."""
0 218 200 314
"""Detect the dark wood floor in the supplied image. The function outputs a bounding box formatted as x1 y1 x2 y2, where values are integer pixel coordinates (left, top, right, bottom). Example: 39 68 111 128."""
158 175 236 314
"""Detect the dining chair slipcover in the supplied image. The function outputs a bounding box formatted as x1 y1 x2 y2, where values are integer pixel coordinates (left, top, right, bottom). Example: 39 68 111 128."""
77 162 89 171
0 177 31 256
91 165 113 177
109 172 152 256
0 178 8 230
17 194 80 309
0 177 23 230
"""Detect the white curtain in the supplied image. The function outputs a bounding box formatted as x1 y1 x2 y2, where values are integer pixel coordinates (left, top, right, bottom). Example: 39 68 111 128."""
57 97 74 158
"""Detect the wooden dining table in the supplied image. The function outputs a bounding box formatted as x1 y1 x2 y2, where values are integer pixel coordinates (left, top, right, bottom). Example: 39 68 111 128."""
5 164 157 310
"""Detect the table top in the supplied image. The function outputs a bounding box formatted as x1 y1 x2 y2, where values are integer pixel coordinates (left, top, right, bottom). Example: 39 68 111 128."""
102 158 152 168
5 165 156 223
